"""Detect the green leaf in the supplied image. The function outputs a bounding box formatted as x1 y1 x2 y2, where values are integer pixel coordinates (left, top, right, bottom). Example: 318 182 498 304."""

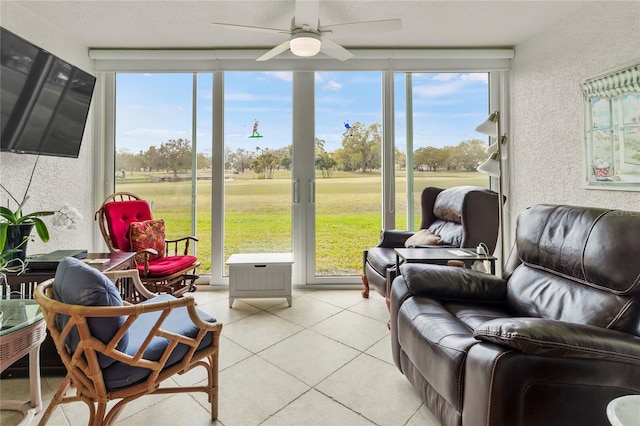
33 218 50 242
0 206 18 224
0 222 7 252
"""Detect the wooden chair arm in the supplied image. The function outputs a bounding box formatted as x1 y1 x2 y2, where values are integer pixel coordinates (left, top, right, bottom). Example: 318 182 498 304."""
104 269 157 300
130 249 157 277
164 236 199 256
165 236 199 244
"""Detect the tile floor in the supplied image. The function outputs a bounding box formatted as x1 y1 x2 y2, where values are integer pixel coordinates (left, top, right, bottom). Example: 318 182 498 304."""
0 288 440 426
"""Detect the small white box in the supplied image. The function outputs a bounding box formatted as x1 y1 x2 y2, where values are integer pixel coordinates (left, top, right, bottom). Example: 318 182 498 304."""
226 253 293 308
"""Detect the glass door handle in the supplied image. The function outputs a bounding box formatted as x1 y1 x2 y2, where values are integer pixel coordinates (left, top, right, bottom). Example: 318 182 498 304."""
293 180 300 204
309 180 315 203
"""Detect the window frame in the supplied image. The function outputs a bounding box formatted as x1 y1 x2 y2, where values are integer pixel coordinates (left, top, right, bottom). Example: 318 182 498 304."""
582 63 640 191
90 49 513 283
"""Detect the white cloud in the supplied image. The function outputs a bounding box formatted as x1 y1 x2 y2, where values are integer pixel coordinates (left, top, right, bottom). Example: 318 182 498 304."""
261 71 293 82
324 80 342 91
414 72 488 98
225 92 257 101
414 80 466 97
120 128 192 149
461 73 489 83
432 73 458 81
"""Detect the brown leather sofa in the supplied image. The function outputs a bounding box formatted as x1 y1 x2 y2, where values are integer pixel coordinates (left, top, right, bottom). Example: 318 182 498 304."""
362 186 501 299
390 204 640 426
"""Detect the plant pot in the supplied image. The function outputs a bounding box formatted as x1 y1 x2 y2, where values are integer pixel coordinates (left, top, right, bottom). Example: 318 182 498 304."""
3 223 35 266
593 166 610 181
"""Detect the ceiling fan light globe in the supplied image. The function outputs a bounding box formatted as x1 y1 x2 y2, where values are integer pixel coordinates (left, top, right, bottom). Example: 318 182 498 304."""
290 33 321 57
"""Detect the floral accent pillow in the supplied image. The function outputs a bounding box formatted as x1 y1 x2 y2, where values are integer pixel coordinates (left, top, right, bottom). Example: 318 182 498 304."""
129 219 165 262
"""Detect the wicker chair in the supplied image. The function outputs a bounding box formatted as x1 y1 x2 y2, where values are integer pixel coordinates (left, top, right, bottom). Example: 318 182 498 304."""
95 191 200 297
34 260 222 426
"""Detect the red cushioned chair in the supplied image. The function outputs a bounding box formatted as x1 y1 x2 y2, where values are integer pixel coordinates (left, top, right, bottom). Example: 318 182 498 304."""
95 192 199 298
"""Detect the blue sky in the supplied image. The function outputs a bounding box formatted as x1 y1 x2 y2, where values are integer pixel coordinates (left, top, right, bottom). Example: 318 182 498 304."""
115 71 489 155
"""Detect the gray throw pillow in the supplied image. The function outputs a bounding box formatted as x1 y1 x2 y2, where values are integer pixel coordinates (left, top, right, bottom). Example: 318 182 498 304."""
53 256 128 368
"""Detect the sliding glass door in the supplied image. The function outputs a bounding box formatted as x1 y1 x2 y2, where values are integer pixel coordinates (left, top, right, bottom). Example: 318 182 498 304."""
114 73 213 273
312 71 382 279
222 72 293 274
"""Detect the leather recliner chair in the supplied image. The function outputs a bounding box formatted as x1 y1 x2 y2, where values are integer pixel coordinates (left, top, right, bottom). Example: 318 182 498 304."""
390 204 640 426
362 186 501 300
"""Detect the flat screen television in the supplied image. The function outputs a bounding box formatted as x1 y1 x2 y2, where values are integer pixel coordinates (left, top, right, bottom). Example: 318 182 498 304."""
1 27 95 158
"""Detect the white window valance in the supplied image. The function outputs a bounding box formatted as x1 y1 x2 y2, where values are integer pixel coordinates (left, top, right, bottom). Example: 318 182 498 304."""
88 48 513 73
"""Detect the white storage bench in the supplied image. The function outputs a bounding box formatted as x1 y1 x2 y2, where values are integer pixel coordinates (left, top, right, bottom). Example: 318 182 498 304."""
226 253 293 308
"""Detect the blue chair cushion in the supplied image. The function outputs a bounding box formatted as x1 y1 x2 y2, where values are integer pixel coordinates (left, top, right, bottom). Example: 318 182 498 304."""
101 294 217 390
53 257 127 369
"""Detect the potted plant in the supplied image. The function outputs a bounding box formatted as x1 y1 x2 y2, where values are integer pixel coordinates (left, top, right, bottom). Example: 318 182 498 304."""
0 196 56 243
0 156 81 266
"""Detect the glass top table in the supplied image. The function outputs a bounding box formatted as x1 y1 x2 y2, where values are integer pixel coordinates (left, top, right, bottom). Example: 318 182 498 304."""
0 298 46 425
1 299 44 335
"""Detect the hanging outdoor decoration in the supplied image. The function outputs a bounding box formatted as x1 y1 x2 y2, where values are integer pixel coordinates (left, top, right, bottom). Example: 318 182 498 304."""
343 120 353 137
249 119 263 138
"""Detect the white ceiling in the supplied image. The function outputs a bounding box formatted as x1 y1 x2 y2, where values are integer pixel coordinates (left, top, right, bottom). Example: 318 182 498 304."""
13 0 597 52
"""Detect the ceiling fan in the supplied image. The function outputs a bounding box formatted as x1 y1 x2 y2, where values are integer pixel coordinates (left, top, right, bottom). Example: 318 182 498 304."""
211 0 401 61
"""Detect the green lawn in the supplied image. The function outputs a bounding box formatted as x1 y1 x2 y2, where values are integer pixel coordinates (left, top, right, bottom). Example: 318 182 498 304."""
116 170 487 276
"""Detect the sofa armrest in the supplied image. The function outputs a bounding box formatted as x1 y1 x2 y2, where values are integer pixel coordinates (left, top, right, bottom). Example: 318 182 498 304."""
474 317 640 366
399 263 507 302
377 229 414 248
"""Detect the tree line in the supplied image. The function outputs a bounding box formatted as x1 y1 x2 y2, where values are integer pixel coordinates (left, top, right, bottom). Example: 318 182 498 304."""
115 122 488 179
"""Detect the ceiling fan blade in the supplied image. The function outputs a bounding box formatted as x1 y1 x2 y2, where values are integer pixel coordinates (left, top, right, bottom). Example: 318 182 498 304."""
256 40 291 61
211 22 289 35
321 19 402 36
319 38 354 61
294 0 319 31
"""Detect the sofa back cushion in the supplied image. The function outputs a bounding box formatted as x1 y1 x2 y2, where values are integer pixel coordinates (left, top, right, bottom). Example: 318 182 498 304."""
427 186 473 247
424 186 501 250
507 204 640 334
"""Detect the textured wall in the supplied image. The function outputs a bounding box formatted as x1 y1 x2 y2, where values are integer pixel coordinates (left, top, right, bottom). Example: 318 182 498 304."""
509 1 640 235
0 2 95 256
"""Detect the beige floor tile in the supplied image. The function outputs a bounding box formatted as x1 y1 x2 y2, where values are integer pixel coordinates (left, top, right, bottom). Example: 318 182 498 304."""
262 389 376 426
115 393 213 425
0 289 441 426
365 333 395 365
0 376 65 425
191 286 228 304
218 335 254 371
235 297 289 310
259 329 360 386
196 296 262 325
311 310 389 351
316 354 423 426
303 288 365 309
406 404 442 426
223 311 303 353
348 297 391 322
170 360 211 387
217 356 309 426
266 294 343 328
